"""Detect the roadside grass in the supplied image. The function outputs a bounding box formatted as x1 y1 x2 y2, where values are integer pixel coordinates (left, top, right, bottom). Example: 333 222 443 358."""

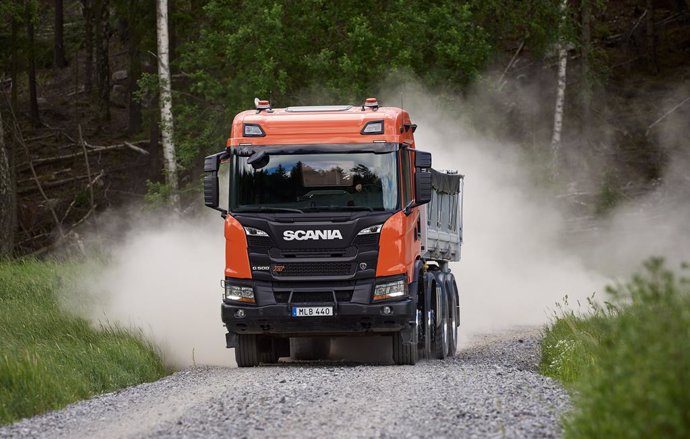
540 258 690 439
0 259 169 425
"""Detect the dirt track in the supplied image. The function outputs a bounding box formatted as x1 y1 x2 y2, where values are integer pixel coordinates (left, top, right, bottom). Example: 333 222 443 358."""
0 328 569 439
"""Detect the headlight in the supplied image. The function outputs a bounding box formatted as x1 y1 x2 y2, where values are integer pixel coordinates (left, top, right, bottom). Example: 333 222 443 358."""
224 284 255 303
373 279 407 301
357 224 383 235
244 226 269 237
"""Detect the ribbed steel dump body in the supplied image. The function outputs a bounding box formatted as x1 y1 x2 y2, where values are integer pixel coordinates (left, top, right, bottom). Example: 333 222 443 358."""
420 170 464 262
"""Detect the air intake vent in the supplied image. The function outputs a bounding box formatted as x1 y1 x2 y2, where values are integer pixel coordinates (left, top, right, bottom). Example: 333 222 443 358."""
274 262 353 277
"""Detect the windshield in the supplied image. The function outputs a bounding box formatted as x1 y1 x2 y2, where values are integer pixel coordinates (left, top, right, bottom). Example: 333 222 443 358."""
232 151 399 213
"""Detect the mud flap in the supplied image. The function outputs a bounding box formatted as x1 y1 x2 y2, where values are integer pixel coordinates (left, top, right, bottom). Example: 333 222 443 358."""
225 332 238 348
400 321 417 345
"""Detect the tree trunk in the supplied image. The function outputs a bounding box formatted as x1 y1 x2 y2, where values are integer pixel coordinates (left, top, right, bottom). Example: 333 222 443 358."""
26 1 41 127
156 0 179 205
94 0 110 120
581 0 592 140
0 109 16 258
10 17 19 112
127 0 142 135
82 0 94 92
551 0 568 174
54 0 67 68
646 0 658 73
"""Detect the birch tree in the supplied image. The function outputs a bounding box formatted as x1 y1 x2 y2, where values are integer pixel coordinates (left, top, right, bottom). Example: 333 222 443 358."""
550 0 569 174
156 0 179 205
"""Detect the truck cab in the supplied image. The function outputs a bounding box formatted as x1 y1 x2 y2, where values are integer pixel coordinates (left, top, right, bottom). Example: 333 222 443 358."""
204 99 463 366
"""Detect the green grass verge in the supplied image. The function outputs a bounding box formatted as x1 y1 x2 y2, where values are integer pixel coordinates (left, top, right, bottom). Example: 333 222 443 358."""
541 258 690 439
0 259 169 425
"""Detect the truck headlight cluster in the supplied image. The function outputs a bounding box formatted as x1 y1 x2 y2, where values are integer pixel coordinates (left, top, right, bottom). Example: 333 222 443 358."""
224 284 255 303
357 224 382 235
373 279 406 301
244 226 269 237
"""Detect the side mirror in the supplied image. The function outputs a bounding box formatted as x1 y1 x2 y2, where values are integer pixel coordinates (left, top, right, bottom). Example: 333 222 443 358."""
204 151 229 215
413 150 432 206
415 150 432 168
414 171 432 205
247 151 269 169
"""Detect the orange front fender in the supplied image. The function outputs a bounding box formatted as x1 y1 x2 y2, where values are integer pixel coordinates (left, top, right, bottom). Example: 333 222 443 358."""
376 210 420 282
224 215 252 279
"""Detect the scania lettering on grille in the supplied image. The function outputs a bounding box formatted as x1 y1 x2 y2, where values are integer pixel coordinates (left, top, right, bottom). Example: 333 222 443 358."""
282 230 343 241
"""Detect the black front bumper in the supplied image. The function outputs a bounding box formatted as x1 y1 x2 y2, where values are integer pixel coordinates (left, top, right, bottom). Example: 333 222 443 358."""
222 298 415 337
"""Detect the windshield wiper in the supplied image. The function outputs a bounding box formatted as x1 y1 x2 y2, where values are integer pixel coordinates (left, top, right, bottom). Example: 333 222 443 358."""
303 205 374 212
235 206 304 213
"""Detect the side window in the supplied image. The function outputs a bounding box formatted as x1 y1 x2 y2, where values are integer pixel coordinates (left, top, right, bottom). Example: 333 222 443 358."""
218 157 230 212
401 150 413 207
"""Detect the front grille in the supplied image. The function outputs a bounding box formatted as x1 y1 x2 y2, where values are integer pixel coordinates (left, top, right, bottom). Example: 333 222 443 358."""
354 234 379 246
274 291 353 303
247 235 271 247
275 262 353 277
280 248 347 257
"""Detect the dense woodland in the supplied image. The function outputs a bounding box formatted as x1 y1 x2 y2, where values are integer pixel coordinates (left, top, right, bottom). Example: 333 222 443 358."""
0 0 689 257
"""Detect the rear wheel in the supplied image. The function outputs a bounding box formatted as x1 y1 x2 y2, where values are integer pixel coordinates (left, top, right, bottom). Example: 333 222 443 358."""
392 331 418 365
432 283 449 359
447 287 458 357
235 334 260 367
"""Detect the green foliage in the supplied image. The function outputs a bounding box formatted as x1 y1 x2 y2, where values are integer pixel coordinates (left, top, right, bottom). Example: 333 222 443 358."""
594 174 623 215
0 260 169 425
144 180 174 206
541 258 690 439
173 0 502 165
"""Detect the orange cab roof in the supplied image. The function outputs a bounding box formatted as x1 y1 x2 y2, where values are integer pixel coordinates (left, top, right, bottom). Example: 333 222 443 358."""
227 103 416 148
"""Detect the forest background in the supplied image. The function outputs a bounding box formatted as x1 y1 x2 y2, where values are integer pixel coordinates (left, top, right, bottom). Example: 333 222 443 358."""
0 0 689 256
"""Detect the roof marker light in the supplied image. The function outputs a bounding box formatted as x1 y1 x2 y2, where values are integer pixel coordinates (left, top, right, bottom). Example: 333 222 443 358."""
254 97 272 112
362 97 379 111
361 120 384 135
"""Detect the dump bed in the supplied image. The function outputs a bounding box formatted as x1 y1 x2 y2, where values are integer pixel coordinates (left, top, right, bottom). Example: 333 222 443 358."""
420 170 464 262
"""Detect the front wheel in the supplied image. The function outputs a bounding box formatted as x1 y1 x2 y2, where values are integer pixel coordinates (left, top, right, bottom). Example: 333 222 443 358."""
235 334 260 367
392 331 418 365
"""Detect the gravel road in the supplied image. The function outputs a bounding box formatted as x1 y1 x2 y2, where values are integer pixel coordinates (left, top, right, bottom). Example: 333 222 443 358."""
0 328 569 439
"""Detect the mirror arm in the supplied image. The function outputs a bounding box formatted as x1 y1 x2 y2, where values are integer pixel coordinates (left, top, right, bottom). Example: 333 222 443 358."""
403 200 415 216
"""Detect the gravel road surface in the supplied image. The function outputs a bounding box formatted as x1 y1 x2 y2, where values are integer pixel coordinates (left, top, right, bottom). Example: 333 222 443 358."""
0 328 569 438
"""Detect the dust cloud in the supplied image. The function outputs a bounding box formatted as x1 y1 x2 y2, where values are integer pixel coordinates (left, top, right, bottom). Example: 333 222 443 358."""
70 212 233 368
382 80 690 342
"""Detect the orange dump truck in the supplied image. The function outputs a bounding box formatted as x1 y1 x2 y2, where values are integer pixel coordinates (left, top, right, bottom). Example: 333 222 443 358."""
204 98 464 366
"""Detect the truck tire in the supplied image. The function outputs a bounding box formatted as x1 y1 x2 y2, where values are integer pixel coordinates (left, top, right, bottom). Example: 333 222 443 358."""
447 277 459 358
235 334 261 367
260 336 281 364
289 337 331 360
392 331 418 365
432 280 449 359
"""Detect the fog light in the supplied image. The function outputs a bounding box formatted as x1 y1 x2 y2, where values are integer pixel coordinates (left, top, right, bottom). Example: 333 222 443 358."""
382 306 393 315
235 309 246 319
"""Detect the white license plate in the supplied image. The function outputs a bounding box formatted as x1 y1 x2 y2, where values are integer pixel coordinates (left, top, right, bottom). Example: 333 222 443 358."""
292 306 333 317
